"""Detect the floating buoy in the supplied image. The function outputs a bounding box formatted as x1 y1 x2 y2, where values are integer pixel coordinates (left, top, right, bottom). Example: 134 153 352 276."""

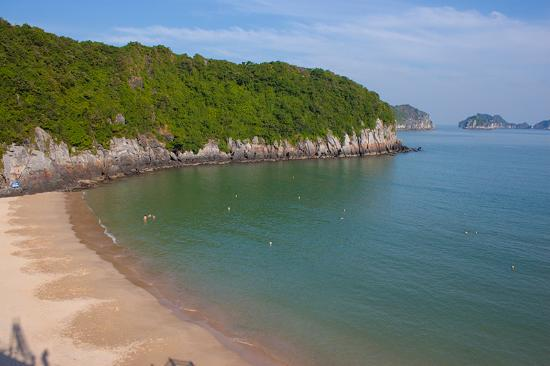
465 231 468 234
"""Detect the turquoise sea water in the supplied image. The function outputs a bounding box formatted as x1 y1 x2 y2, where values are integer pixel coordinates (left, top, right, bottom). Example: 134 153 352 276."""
85 126 550 365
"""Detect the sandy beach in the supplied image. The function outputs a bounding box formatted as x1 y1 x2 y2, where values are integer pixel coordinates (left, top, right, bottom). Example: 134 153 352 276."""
0 192 254 366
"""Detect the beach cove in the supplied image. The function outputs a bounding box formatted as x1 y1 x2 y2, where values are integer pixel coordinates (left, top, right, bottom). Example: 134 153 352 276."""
1 127 549 365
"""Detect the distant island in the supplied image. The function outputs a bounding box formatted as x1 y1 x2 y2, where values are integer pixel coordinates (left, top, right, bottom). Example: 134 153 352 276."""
393 104 434 130
458 114 531 129
533 120 550 130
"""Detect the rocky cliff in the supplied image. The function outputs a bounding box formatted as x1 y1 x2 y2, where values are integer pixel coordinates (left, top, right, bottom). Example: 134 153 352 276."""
533 120 550 130
458 114 531 129
392 105 434 130
0 121 405 195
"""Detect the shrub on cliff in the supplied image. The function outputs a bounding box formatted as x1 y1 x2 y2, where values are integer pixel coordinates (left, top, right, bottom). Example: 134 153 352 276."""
0 19 394 152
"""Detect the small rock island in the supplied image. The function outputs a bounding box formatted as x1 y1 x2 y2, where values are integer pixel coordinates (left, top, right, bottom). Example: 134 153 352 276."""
458 114 531 129
533 120 550 130
393 104 434 130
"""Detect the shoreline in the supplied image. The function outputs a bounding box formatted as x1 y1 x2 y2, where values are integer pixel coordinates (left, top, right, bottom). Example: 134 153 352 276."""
68 192 284 366
1 147 414 198
0 192 276 365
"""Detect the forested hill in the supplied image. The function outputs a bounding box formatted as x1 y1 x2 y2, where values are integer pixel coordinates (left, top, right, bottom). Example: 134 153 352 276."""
0 19 394 153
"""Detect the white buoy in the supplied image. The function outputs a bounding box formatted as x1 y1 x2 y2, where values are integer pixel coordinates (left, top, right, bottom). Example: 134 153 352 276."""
465 231 468 234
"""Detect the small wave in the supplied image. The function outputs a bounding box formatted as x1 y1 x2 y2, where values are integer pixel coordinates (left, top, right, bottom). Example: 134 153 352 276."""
233 338 255 347
81 192 119 245
98 217 118 244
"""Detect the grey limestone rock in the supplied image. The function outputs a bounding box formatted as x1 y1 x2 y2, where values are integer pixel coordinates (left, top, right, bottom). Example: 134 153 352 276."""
1 121 404 194
393 104 434 130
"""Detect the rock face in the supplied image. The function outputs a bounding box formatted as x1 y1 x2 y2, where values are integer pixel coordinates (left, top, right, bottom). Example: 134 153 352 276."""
458 114 531 129
1 121 405 194
514 122 532 129
392 105 434 130
533 120 550 130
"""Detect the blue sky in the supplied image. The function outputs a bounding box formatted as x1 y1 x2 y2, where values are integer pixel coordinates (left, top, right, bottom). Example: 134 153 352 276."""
3 0 550 124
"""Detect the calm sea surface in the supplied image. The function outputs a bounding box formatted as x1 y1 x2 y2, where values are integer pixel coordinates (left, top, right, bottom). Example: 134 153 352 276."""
85 126 550 365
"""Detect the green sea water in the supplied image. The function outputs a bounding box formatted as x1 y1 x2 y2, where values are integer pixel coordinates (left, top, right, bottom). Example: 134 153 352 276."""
85 126 550 365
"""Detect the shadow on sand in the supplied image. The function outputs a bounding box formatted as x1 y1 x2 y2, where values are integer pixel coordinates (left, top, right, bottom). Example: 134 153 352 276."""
1 320 195 366
162 359 194 366
0 320 48 366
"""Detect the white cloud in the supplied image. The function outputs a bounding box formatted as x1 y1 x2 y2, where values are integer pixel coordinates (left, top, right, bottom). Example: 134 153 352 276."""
102 6 550 123
105 25 324 60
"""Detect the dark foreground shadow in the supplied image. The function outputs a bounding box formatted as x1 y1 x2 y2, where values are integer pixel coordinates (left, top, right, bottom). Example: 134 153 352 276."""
163 359 194 366
1 320 193 366
0 320 48 366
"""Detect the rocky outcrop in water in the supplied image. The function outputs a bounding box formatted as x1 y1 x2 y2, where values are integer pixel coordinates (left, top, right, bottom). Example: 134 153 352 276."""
392 105 434 130
458 114 531 129
533 120 550 130
0 121 406 195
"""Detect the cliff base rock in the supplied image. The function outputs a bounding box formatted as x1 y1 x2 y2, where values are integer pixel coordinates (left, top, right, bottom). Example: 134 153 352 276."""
1 121 406 196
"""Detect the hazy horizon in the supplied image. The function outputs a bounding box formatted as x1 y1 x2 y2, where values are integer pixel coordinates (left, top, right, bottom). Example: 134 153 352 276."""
4 0 550 125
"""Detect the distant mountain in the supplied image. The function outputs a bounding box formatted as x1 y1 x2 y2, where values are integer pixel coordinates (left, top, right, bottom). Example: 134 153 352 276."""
458 114 531 129
392 104 434 130
533 120 550 130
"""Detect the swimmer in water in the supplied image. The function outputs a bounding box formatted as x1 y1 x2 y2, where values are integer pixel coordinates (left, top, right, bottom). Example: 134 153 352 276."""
143 215 148 223
152 215 156 221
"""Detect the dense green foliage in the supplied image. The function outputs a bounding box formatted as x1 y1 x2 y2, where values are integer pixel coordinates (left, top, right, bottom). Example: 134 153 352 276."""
0 19 394 152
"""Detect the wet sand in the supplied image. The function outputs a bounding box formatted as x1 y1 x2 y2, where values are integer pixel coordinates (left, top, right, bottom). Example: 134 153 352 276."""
0 192 254 365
